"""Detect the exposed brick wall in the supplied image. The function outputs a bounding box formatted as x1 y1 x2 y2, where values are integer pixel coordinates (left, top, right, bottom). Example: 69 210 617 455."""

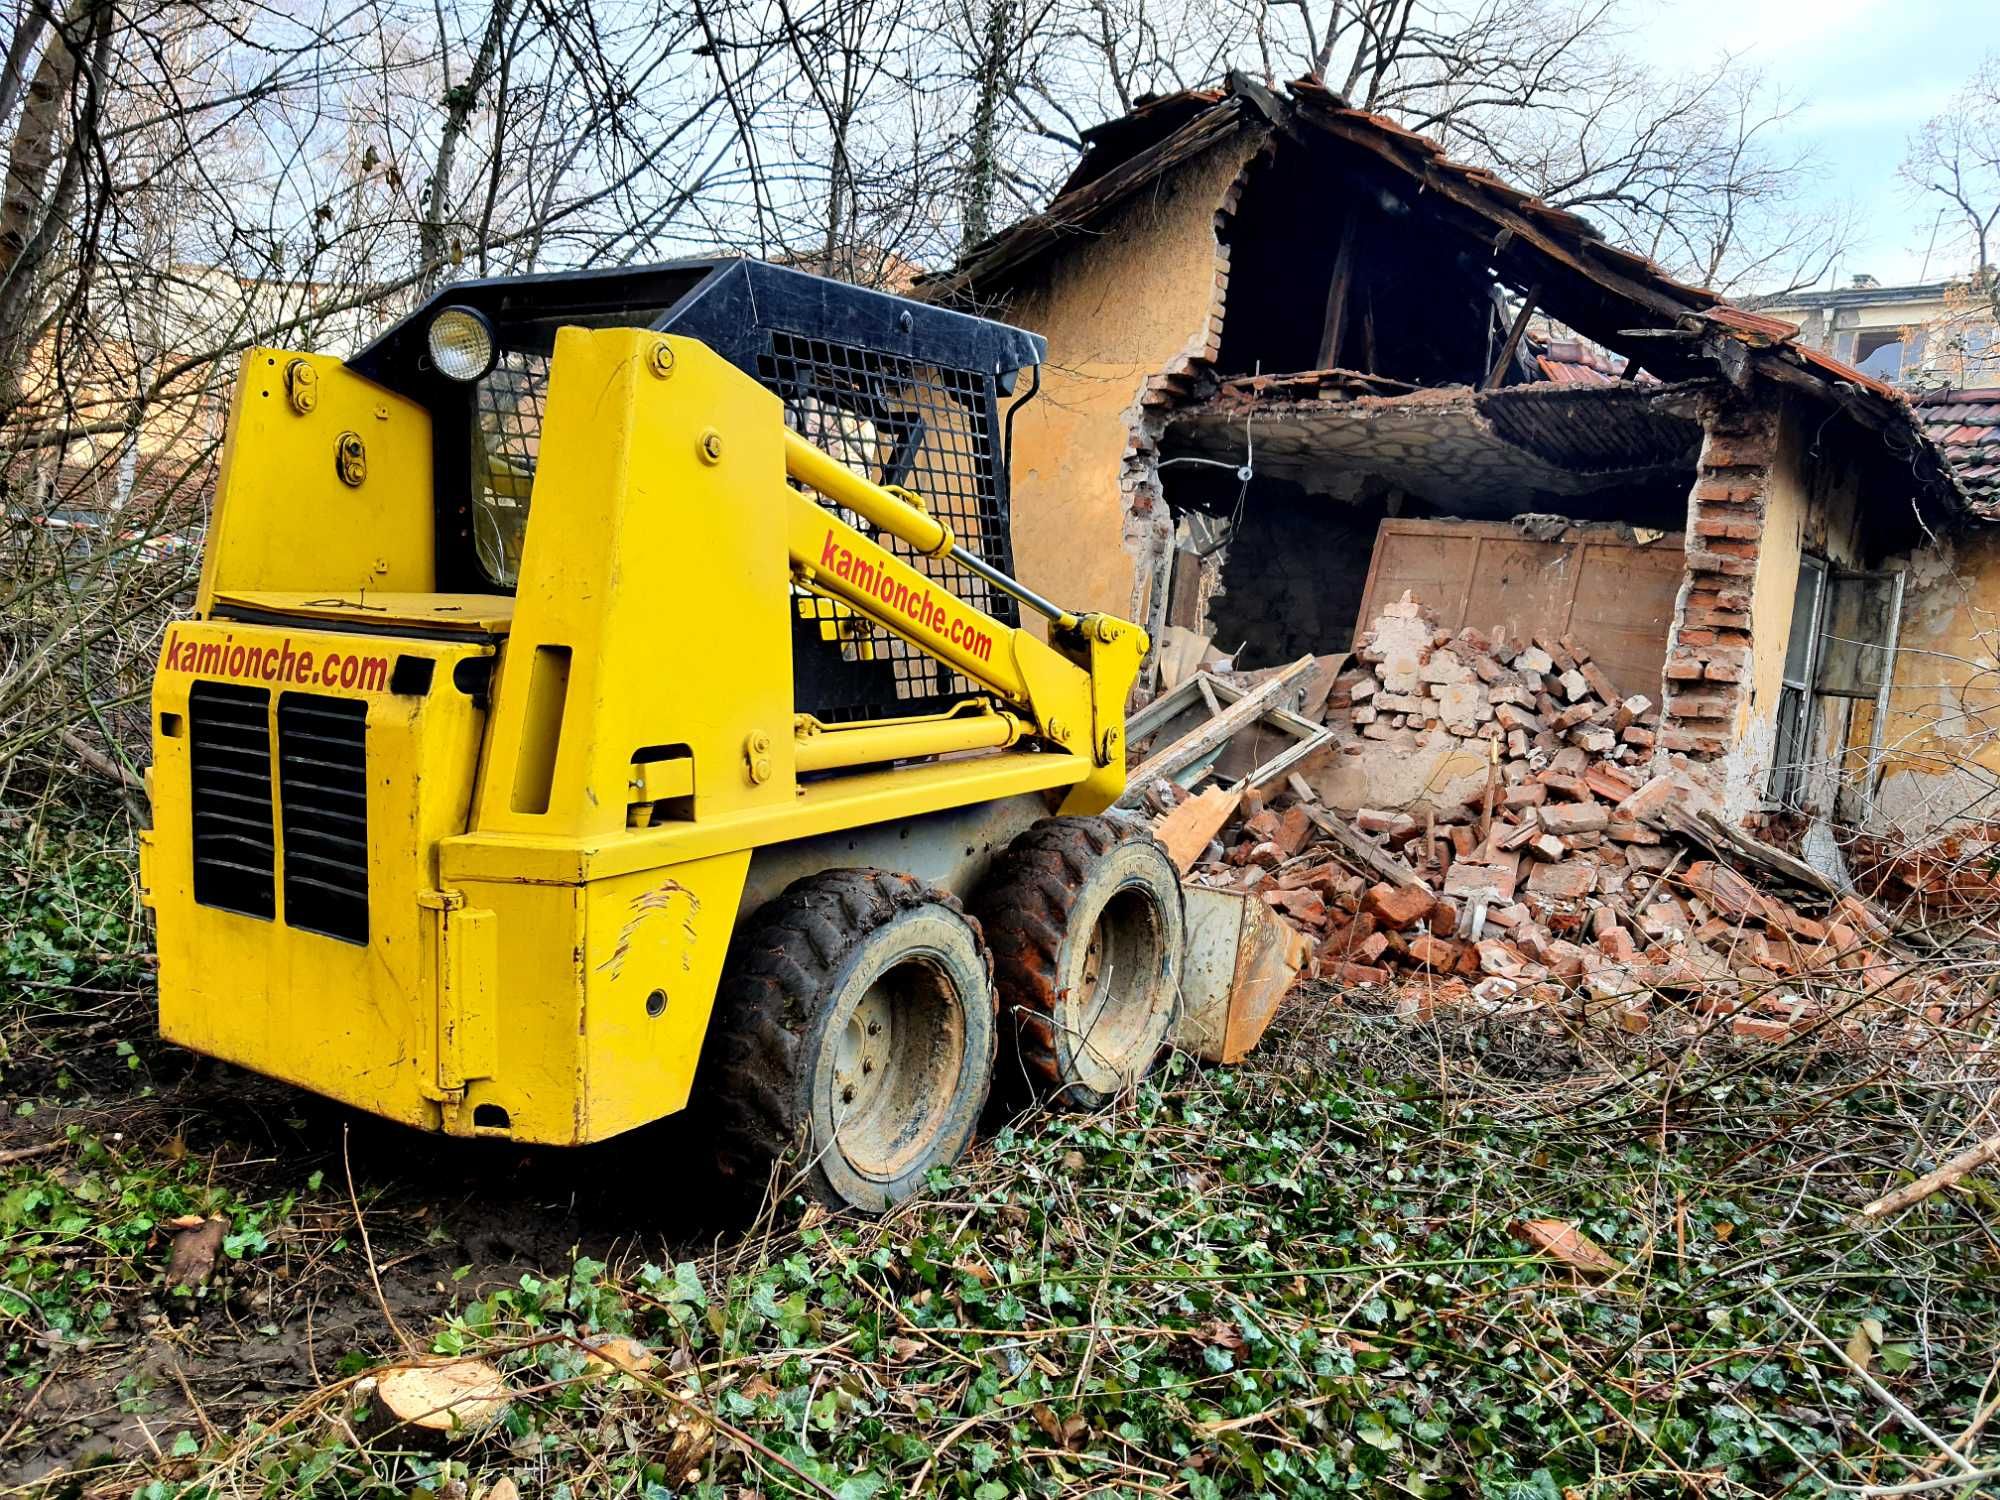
1208 490 1380 665
1659 396 1775 760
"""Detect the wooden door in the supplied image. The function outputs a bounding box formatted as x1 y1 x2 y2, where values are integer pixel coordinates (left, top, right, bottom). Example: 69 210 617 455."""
1355 518 1683 700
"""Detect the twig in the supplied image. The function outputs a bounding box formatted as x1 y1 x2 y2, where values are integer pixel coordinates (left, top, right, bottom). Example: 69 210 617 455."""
550 1334 841 1500
0 1140 64 1166
343 1125 412 1353
1847 1469 2000 1496
1772 1289 1980 1477
1862 1129 2000 1219
0 1354 58 1452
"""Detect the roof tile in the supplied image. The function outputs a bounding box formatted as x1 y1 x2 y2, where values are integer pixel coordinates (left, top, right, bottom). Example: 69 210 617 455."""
1915 388 2000 515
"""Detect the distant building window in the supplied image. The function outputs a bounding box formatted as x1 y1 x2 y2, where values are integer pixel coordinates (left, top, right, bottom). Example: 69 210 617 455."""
1854 329 1908 379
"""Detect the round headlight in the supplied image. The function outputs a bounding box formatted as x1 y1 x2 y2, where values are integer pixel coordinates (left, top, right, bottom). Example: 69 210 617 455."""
426 305 496 382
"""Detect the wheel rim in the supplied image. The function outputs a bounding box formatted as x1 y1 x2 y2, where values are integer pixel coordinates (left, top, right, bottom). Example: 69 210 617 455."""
825 950 967 1181
1064 882 1168 1091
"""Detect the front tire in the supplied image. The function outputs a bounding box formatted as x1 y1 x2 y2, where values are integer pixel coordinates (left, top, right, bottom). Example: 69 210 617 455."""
702 869 996 1213
976 816 1185 1109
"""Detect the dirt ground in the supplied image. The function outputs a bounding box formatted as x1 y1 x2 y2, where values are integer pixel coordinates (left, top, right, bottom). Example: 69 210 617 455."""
1 1002 731 1487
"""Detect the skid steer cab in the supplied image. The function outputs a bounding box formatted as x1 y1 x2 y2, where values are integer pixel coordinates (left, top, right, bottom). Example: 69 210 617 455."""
143 259 1185 1211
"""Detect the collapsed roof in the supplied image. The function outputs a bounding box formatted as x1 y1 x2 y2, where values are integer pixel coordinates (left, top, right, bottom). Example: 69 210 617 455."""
1174 377 1701 513
922 74 1968 516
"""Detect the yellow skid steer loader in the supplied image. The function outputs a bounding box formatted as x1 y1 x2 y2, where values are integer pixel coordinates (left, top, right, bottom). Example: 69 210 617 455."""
142 259 1183 1211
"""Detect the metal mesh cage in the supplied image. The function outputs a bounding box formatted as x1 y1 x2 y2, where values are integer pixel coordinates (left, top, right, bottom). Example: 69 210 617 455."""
459 324 1022 726
760 331 1018 724
471 350 550 588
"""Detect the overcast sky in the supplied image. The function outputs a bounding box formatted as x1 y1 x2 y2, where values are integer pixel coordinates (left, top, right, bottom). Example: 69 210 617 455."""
1634 0 1994 292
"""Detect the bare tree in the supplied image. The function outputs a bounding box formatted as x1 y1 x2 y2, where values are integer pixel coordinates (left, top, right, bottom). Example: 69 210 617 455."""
0 0 767 781
1486 59 1852 295
1903 52 2000 318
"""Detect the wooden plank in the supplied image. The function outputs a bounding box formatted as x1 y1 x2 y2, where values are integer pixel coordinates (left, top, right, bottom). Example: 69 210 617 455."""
1211 668 1340 782
1482 284 1541 390
1353 521 1480 637
1126 675 1204 745
1240 724 1335 789
1124 658 1316 799
1297 800 1427 889
1153 785 1243 873
1462 533 1577 650
1315 214 1360 370
1568 539 1683 700
1357 518 1683 692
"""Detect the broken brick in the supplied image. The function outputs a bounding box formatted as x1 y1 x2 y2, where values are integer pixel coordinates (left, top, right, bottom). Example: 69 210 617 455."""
1273 804 1315 857
1527 861 1597 900
1324 960 1393 986
1596 926 1636 962
1362 882 1436 930
1538 801 1609 836
1407 933 1461 969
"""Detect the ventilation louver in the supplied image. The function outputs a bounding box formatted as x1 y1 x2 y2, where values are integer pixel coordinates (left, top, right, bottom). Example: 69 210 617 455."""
276 693 370 944
188 682 275 920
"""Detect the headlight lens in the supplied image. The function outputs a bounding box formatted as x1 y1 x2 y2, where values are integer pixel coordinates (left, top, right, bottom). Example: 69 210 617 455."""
427 305 495 382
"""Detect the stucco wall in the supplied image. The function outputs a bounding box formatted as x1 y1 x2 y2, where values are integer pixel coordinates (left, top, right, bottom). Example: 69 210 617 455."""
997 137 1263 636
1870 533 2000 834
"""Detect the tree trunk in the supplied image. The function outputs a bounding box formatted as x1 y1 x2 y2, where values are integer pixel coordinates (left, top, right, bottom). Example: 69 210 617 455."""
961 0 1010 249
0 0 108 418
419 0 514 295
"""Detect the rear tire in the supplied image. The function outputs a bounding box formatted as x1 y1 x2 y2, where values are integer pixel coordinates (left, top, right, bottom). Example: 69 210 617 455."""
975 816 1185 1109
701 869 996 1213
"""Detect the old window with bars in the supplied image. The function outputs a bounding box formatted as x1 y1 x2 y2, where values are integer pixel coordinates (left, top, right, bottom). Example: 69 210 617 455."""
1769 557 1904 812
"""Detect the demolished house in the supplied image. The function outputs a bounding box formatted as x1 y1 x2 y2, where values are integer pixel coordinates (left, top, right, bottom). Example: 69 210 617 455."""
923 76 1983 862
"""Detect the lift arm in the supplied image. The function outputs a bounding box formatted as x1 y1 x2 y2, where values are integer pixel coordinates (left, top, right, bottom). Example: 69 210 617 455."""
781 428 1148 813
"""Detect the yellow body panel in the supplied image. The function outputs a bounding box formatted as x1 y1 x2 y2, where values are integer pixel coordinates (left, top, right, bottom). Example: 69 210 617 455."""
197 352 436 609
147 325 1146 1146
150 622 490 1131
215 591 516 634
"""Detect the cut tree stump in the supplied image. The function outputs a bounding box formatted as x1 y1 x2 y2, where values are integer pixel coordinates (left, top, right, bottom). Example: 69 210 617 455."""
363 1360 512 1440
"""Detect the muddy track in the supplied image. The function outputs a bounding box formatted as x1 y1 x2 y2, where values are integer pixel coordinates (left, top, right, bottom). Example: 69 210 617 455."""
0 1009 735 1487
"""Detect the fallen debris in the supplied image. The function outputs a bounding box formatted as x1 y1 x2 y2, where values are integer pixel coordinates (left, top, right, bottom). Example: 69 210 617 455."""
1154 785 1243 873
582 1334 658 1376
1516 1218 1624 1277
1861 1130 2000 1220
1151 592 1975 1044
164 1213 229 1290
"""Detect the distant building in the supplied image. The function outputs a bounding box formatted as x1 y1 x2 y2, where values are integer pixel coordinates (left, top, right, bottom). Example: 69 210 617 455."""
4 263 395 528
1753 274 1999 391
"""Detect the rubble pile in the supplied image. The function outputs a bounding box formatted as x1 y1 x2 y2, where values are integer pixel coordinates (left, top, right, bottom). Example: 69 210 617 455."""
1334 592 1661 764
1173 596 1973 1039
